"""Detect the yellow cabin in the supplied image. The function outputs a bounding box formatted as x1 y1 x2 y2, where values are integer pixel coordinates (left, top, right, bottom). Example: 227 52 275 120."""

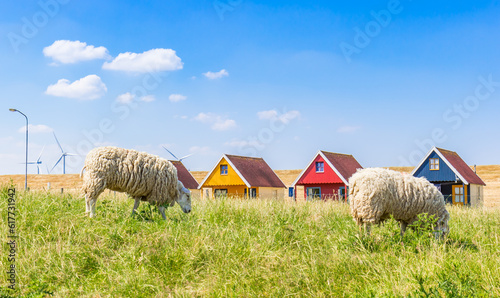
198 154 286 199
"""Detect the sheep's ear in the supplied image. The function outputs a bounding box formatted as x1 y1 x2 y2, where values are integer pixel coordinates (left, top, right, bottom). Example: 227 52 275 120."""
177 180 184 191
176 180 190 193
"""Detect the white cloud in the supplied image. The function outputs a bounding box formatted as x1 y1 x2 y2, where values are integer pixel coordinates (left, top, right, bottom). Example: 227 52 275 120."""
43 40 110 64
169 94 187 102
203 69 229 80
337 125 361 133
257 109 300 124
140 95 155 102
194 112 237 131
103 48 183 73
115 93 154 103
194 113 212 123
18 124 53 134
189 146 211 154
116 92 135 104
45 75 107 100
279 110 300 124
257 110 278 120
212 119 237 131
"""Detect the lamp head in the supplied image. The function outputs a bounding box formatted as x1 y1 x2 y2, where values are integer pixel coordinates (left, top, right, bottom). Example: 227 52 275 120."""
9 108 17 112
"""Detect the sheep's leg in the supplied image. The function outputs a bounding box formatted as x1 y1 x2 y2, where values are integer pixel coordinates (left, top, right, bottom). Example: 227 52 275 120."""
89 198 97 218
363 223 372 235
85 179 105 218
400 222 408 237
85 194 90 214
84 191 99 218
131 197 141 217
158 206 167 220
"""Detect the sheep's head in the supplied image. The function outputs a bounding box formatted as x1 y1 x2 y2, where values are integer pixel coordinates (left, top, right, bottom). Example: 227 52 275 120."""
176 181 192 214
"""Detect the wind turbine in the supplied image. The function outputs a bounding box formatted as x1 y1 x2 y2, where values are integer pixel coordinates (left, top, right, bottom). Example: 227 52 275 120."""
50 132 76 174
24 145 45 174
162 146 193 162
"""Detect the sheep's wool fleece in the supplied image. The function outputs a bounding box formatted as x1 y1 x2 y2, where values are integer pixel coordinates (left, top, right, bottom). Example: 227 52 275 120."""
349 168 449 226
82 146 179 206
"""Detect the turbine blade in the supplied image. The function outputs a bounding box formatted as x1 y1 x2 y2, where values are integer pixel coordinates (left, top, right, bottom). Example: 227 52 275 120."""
179 154 193 161
53 132 64 153
50 155 64 173
162 146 179 160
37 145 45 161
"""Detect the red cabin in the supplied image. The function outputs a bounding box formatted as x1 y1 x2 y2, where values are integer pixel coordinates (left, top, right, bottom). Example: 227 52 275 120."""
291 151 362 201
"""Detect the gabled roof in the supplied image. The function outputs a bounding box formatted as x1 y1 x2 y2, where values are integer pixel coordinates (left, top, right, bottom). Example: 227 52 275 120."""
292 150 363 187
198 154 286 189
411 147 486 186
170 160 199 189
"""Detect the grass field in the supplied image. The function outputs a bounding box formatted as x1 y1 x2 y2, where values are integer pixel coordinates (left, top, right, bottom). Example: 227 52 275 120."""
1 185 500 297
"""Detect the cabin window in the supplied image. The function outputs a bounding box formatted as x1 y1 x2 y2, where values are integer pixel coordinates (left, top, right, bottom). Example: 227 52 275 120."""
454 186 464 203
220 165 228 175
306 187 321 200
316 162 324 173
429 158 439 170
214 189 228 198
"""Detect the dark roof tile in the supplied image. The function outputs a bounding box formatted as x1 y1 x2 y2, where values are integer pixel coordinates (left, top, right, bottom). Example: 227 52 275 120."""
436 148 486 186
170 160 199 189
320 151 363 181
225 155 286 188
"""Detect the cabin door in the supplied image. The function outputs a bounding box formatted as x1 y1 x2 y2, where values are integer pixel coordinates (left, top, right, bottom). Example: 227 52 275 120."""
338 187 346 202
452 185 465 206
245 188 257 199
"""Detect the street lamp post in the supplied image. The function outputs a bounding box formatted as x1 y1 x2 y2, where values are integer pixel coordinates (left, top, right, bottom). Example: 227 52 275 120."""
9 108 28 190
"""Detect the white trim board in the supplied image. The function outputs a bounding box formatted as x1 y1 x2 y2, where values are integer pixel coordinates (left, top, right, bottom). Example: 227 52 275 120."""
410 147 469 185
291 150 349 187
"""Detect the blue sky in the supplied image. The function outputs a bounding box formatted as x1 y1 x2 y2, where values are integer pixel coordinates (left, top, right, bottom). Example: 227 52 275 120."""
1 0 499 175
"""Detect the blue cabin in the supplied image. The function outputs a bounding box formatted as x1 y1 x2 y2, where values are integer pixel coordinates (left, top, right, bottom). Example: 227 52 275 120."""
412 147 486 207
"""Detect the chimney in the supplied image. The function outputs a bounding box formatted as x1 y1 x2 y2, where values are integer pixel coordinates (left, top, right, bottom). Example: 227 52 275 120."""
474 165 477 173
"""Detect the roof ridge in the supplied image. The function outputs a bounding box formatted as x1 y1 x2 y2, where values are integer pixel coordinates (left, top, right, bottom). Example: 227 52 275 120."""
320 150 353 157
225 154 263 160
435 147 457 155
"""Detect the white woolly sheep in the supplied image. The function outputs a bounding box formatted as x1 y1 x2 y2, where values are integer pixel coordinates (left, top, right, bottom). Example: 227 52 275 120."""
349 168 449 237
81 146 191 219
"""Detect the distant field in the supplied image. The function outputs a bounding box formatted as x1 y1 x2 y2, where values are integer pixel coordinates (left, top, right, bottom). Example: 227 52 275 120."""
1 165 499 208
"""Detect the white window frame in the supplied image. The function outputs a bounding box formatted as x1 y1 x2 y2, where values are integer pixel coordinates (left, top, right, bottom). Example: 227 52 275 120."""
316 162 324 173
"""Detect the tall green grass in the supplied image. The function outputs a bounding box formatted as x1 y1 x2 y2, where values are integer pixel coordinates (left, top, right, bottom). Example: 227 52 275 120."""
1 186 500 297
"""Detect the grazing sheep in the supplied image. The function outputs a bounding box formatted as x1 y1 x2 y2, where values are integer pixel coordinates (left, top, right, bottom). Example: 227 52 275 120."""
81 146 191 219
349 168 449 237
